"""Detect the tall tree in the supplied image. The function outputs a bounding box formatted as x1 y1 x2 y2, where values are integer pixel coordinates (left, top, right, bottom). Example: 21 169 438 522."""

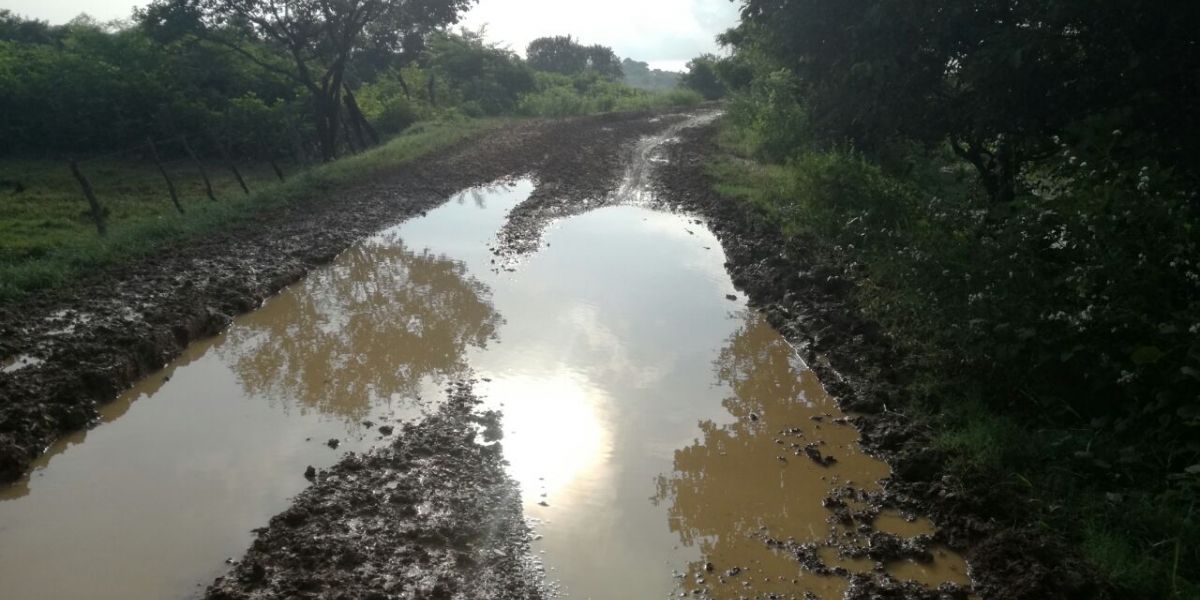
584 44 622 79
527 35 621 79
679 54 725 100
143 0 474 162
526 35 588 76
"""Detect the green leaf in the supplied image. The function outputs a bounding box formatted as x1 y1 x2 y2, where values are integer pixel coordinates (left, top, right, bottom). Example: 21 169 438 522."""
1131 346 1166 365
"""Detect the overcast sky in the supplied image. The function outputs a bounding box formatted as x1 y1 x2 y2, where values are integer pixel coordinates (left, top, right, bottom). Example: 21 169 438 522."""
3 0 738 71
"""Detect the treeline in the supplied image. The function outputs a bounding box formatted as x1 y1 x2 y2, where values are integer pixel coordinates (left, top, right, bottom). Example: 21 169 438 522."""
700 1 1199 596
0 5 700 163
621 59 679 92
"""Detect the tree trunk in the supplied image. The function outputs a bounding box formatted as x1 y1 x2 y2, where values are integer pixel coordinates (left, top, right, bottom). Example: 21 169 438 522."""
343 95 370 150
340 109 359 155
314 94 340 163
397 71 411 100
343 85 380 146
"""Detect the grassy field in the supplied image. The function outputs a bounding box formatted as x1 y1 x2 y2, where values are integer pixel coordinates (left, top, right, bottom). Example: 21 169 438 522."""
0 119 504 301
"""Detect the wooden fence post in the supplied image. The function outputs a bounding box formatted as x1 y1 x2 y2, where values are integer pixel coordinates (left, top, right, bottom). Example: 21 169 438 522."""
212 135 251 195
180 137 217 202
147 137 185 215
340 112 359 155
68 160 106 236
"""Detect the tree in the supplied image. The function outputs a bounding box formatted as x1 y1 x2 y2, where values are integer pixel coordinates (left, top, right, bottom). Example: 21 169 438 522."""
429 28 534 115
0 10 62 45
730 0 1200 203
143 0 475 162
679 54 725 100
526 35 621 79
526 35 587 76
584 44 622 79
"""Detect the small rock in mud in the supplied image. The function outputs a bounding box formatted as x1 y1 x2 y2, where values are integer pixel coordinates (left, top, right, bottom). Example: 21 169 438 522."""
804 443 837 467
749 412 760 421
725 294 738 301
304 465 316 479
379 425 394 436
326 439 340 449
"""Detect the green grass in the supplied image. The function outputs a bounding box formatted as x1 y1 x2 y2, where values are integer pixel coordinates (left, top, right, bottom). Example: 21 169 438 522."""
517 86 703 117
0 118 503 301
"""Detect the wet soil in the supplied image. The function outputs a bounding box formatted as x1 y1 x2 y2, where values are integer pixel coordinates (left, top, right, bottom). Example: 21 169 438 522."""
0 110 688 483
204 382 544 600
0 109 1105 600
649 121 1111 600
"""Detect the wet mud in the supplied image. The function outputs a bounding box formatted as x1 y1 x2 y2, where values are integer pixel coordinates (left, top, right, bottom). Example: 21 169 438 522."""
650 121 1110 600
0 108 1103 600
204 383 543 600
0 110 686 483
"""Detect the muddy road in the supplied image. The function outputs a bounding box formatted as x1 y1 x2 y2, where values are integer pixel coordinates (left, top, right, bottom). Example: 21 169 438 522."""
0 109 1082 600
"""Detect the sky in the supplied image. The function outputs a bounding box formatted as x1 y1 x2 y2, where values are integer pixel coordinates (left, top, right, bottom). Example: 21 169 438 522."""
2 0 739 72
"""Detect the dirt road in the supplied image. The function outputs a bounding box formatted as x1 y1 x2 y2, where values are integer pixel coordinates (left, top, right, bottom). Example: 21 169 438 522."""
0 110 690 484
0 109 1103 600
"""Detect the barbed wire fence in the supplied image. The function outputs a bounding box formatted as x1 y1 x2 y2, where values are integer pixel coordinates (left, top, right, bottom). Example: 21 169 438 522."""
2 106 374 237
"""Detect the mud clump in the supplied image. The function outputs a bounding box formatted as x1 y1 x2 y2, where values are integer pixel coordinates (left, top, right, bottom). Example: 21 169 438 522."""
651 122 1109 600
205 383 541 600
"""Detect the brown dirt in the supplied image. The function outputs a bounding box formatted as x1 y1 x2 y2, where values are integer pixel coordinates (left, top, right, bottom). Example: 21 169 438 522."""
649 121 1112 600
204 381 541 600
0 110 689 484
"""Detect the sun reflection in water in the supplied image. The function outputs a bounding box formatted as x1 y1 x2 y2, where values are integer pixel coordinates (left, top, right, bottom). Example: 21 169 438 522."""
479 373 613 505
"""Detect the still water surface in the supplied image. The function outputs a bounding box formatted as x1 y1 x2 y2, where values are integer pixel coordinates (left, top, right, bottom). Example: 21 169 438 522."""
0 178 968 599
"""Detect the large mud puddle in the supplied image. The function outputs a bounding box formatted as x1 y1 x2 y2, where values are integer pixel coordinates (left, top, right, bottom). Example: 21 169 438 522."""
1 141 969 599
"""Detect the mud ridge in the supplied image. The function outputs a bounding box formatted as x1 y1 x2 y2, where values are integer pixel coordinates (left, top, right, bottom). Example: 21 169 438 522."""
204 381 543 600
0 109 703 484
649 122 1110 600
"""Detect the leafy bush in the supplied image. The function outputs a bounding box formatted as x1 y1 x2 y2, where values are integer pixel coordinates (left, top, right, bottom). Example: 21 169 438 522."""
373 96 421 136
711 116 1200 594
518 71 703 117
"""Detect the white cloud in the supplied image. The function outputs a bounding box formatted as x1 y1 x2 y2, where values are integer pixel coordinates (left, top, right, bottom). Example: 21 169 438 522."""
6 0 739 65
460 0 738 64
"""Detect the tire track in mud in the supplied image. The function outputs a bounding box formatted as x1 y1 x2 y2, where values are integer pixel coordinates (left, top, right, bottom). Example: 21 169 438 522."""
492 109 722 261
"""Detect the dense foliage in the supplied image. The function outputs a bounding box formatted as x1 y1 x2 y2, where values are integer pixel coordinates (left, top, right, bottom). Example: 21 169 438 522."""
0 9 691 165
705 0 1200 596
525 35 623 80
678 54 725 100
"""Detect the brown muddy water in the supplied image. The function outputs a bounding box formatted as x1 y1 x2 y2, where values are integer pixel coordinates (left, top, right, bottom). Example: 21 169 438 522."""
0 150 969 599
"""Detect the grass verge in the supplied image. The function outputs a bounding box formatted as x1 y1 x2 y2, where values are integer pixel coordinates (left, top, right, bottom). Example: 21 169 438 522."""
0 119 504 302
